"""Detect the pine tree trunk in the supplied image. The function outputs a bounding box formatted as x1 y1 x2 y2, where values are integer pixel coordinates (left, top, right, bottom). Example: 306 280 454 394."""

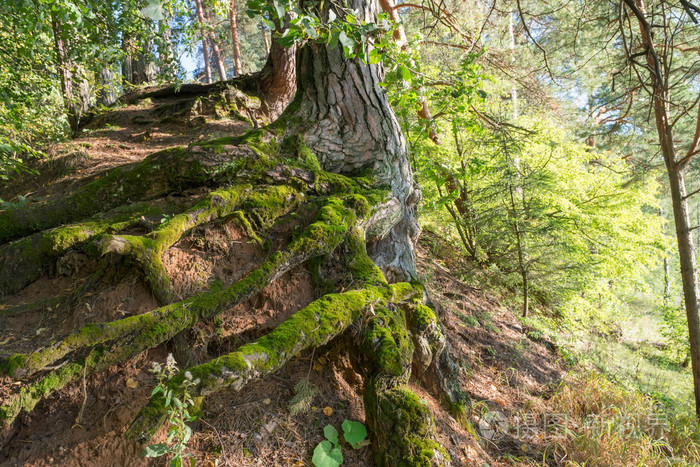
51 12 80 133
229 0 243 75
204 7 228 80
253 17 296 119
625 0 700 417
195 0 212 83
261 21 270 55
293 0 419 281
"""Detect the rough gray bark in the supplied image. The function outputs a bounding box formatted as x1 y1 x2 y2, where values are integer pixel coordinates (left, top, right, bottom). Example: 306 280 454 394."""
294 1 420 280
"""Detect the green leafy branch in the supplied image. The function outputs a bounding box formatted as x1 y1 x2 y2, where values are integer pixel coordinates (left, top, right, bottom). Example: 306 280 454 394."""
142 354 200 467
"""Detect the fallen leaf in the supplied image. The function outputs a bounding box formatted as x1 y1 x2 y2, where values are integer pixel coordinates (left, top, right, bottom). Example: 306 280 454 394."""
323 406 333 416
126 378 138 389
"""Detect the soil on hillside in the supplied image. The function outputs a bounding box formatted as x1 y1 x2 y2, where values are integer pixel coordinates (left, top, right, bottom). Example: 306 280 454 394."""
0 89 567 467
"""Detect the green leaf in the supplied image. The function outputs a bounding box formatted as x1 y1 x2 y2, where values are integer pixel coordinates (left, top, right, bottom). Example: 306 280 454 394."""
328 9 337 22
323 424 339 444
476 89 487 99
273 0 286 19
338 31 353 50
399 65 412 83
342 419 368 448
369 48 382 64
312 441 342 467
142 444 170 458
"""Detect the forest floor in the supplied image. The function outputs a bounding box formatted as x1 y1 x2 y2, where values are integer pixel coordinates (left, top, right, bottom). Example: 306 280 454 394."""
0 90 655 466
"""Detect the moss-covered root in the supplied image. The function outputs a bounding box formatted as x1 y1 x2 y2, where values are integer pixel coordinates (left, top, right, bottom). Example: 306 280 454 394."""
405 300 469 419
96 184 301 305
0 202 165 296
0 144 255 244
360 303 450 466
126 288 385 443
0 196 360 381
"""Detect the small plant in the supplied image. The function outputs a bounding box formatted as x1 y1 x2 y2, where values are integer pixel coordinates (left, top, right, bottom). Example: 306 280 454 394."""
288 377 318 416
312 419 369 467
142 354 200 467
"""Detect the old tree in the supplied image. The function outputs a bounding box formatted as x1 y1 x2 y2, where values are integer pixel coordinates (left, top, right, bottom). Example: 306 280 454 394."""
0 0 466 464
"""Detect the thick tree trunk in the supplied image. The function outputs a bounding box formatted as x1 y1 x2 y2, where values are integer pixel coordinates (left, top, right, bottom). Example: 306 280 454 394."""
255 19 296 119
122 36 149 86
229 0 243 75
293 0 419 281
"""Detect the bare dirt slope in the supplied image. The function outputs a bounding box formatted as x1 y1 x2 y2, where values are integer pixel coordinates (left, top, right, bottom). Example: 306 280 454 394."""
0 91 566 466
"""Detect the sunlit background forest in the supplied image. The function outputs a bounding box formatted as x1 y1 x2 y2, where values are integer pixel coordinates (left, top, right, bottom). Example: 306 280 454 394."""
1 0 700 465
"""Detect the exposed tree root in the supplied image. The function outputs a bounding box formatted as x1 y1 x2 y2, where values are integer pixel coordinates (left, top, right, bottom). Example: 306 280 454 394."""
0 202 167 296
95 184 303 305
405 300 470 422
360 300 449 466
0 144 260 244
126 287 387 442
125 246 449 464
1 79 467 462
0 197 364 424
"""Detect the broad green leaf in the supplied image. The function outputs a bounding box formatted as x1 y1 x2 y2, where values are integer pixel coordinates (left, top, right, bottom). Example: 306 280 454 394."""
338 31 353 49
342 419 368 448
312 440 342 467
399 65 412 83
142 443 170 457
273 0 286 19
323 424 339 444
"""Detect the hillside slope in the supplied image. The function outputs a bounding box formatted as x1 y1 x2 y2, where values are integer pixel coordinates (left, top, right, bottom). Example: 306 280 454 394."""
0 89 569 466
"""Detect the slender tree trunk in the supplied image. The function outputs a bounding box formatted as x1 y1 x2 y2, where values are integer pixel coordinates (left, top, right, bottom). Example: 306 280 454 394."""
51 13 79 133
204 7 228 80
509 181 528 317
625 0 700 417
194 0 212 83
121 35 149 86
229 0 243 75
664 255 671 305
509 10 518 120
261 21 270 55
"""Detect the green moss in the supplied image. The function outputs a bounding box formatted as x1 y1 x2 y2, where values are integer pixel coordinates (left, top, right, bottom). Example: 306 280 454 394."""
361 304 413 378
127 287 385 441
345 229 388 287
0 354 28 377
1 349 104 426
231 211 264 246
410 301 438 330
364 382 450 467
297 140 321 171
389 282 421 302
